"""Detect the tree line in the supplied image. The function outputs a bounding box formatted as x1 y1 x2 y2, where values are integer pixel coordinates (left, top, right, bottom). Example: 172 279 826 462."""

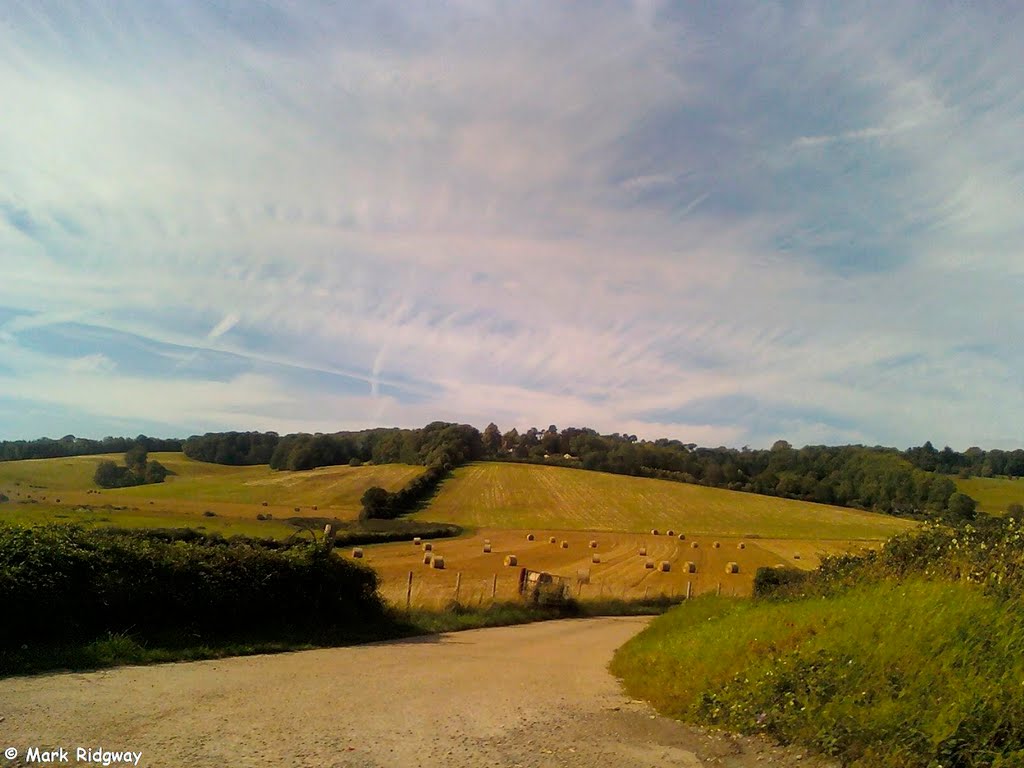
0 434 182 462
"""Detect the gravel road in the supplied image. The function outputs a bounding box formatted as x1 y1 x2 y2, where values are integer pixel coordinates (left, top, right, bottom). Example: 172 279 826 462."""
0 617 832 768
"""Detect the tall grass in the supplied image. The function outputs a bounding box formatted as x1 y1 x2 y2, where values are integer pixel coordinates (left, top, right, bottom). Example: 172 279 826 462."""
612 518 1024 767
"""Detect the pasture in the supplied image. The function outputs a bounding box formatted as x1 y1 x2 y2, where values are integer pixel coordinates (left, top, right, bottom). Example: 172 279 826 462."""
416 462 916 540
0 453 425 537
955 475 1024 515
345 528 882 608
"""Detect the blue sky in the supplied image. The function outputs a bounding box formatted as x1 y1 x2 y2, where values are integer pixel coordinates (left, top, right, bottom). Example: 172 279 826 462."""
1 1 1022 449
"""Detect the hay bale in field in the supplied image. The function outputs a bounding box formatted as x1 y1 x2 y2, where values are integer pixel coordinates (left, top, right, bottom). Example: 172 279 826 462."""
483 544 492 553
684 561 696 573
484 539 491 545
261 501 268 506
527 533 535 541
423 542 433 552
793 553 802 560
645 559 655 569
423 553 433 565
431 555 445 569
591 554 601 564
651 529 660 535
638 546 647 556
659 560 671 572
504 554 518 567
352 548 364 558
549 536 557 544
738 542 746 549
691 541 699 548
666 529 675 537
561 540 569 548
294 506 300 512
726 562 739 574
413 537 422 545
678 533 686 540
713 541 721 548
589 540 598 548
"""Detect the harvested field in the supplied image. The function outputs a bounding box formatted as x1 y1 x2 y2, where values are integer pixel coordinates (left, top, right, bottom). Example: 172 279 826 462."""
417 462 915 539
0 453 424 536
340 529 880 608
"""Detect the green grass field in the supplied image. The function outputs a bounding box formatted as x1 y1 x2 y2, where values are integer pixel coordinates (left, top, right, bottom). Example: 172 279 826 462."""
955 476 1024 515
0 453 425 537
414 462 916 540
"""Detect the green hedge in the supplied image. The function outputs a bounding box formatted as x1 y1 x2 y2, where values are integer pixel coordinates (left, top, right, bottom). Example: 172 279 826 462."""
0 524 385 650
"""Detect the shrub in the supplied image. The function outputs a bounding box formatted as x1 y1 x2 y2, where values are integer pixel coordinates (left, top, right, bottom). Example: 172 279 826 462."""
0 524 385 651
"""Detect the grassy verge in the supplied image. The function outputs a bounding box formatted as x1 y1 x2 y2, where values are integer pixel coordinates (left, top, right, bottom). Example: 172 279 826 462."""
612 521 1024 767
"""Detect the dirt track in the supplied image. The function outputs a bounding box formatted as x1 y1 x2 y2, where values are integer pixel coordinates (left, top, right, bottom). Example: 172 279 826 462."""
0 618 832 768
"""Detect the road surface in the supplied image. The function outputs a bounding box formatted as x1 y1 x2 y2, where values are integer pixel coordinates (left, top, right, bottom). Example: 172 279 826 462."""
0 617 831 767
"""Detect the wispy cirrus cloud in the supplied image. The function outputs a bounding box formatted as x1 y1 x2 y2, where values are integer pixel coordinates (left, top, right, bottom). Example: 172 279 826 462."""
0 1 1021 449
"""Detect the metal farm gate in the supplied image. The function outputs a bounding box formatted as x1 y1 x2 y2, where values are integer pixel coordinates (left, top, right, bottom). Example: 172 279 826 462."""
517 567 572 605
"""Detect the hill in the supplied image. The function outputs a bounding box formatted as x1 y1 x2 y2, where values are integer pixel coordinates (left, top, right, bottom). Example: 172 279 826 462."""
0 453 425 537
955 475 1024 515
413 462 916 540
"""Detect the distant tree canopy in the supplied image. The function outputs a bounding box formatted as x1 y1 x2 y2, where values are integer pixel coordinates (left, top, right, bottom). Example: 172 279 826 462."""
183 431 280 465
903 440 1024 478
93 445 169 489
0 434 181 462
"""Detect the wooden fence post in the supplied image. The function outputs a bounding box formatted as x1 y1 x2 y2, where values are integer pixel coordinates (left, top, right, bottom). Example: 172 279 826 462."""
686 581 692 600
454 572 462 603
491 573 498 601
717 582 721 596
406 571 413 612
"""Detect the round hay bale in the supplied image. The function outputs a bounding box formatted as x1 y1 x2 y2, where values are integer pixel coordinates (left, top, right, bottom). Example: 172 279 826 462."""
560 540 569 549
549 536 557 544
351 548 364 558
589 540 598 548
504 554 518 567
638 547 647 556
793 553 802 560
678 533 686 540
691 541 699 548
644 559 655 569
726 562 739 574
423 553 433 565
483 544 492 553
651 529 660 536
658 560 671 572
684 561 696 573
312 505 318 511
261 501 268 506
527 533 535 541
413 537 422 545
423 542 433 552
738 542 746 549
431 555 445 570
666 529 675 537
713 541 721 548
484 539 491 546
591 554 601 564
293 507 300 512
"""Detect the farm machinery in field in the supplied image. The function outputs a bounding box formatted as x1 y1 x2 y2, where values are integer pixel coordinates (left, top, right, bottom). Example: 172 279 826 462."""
517 567 572 605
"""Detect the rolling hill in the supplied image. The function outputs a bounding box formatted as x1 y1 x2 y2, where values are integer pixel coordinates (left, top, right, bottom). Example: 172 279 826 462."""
414 462 917 540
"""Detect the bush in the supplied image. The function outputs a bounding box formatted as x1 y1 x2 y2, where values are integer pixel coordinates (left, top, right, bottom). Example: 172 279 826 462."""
0 525 385 652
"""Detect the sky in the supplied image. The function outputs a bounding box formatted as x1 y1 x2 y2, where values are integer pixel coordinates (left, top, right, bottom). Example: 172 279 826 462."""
1 1 1022 450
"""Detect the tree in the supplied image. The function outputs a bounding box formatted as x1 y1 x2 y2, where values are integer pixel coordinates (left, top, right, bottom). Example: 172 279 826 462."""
144 460 169 484
94 460 129 488
359 486 392 520
482 423 502 456
1007 502 1024 517
945 492 977 522
125 444 148 472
